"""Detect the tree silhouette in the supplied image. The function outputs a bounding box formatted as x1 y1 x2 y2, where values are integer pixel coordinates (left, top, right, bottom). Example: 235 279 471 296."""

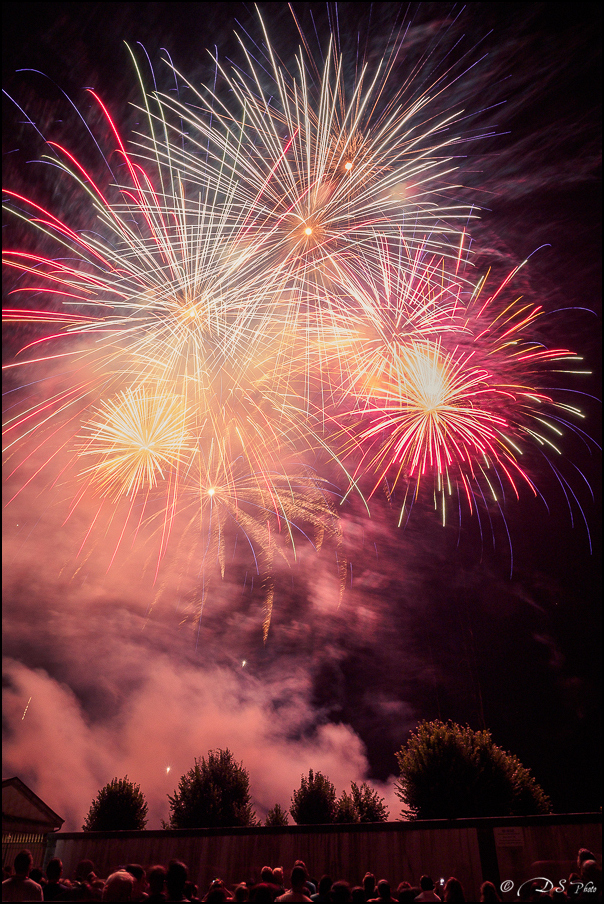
168 748 257 828
264 803 289 826
395 720 552 819
83 776 148 831
350 782 389 822
334 790 360 823
333 782 389 823
290 769 337 824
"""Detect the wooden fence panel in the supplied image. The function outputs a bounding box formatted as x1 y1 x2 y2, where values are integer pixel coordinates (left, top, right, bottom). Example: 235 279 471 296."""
50 824 484 898
49 815 601 904
495 820 602 894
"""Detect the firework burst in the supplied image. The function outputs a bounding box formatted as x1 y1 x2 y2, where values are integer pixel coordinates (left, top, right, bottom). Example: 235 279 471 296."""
337 257 591 544
150 10 478 362
2 68 342 636
78 385 190 499
2 12 596 635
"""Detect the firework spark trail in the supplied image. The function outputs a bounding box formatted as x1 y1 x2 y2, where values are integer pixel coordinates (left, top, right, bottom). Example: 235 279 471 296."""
311 235 468 394
147 12 481 391
161 18 476 253
2 14 596 636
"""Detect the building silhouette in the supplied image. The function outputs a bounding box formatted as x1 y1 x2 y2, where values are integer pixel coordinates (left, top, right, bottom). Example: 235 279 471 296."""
2 777 64 870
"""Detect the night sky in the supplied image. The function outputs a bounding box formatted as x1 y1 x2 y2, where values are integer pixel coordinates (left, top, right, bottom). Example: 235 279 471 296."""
2 2 601 831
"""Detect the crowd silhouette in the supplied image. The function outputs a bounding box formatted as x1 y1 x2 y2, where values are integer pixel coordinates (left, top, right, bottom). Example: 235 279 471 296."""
2 849 601 903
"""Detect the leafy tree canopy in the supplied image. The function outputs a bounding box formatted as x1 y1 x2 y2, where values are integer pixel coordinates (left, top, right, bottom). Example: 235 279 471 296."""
395 720 552 819
350 781 389 822
290 769 337 824
264 803 289 826
168 748 257 828
82 776 148 831
334 790 360 823
333 782 389 823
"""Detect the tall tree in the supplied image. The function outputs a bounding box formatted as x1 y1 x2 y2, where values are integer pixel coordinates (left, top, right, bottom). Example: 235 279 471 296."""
83 776 148 831
264 803 289 827
168 748 257 828
334 783 389 823
290 769 337 824
395 720 552 819
350 782 389 822
334 790 360 823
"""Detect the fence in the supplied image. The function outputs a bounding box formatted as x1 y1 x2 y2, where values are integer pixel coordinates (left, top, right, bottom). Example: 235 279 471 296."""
46 814 601 902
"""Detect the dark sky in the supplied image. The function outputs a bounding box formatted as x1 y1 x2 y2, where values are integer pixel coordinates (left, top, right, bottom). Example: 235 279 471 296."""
2 2 601 830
